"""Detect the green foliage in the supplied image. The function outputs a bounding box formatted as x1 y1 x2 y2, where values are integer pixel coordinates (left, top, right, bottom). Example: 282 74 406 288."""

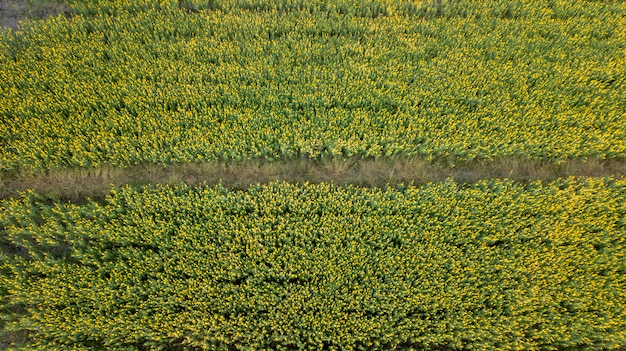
1 0 625 173
1 178 625 350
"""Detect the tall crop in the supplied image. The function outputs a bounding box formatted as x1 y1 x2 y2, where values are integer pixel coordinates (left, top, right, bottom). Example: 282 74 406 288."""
1 178 625 350
1 0 625 173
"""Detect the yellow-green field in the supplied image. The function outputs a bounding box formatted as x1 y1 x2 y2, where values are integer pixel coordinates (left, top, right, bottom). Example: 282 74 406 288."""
2 179 625 350
1 0 625 173
1 0 626 350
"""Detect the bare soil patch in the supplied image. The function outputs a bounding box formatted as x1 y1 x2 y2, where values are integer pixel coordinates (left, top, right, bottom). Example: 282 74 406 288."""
0 0 70 30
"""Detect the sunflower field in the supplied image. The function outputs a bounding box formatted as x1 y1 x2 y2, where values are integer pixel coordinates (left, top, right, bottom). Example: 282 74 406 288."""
1 178 625 350
1 0 625 173
2 1 626 350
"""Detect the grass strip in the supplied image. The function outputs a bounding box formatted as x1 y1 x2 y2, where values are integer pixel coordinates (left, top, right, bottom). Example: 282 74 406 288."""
1 157 625 202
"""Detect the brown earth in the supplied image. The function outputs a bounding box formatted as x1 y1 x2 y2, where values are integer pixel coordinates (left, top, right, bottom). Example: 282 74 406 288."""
0 0 69 30
1 157 625 203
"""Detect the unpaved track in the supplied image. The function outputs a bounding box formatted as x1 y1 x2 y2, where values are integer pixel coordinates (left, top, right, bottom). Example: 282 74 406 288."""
0 0 69 30
2 157 625 203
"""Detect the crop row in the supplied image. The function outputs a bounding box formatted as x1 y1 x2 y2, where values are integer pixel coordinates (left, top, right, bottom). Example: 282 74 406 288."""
1 178 625 350
1 0 625 172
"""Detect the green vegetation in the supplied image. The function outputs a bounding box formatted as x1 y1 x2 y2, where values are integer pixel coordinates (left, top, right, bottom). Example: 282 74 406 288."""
1 178 625 350
2 0 626 349
1 0 625 173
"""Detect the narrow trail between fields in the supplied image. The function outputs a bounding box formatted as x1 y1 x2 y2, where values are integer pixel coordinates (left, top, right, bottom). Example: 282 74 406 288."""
2 157 625 203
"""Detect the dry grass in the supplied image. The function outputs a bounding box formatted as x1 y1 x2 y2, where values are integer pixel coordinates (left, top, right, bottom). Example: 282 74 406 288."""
0 0 71 31
0 329 29 350
1 157 625 202
0 302 29 351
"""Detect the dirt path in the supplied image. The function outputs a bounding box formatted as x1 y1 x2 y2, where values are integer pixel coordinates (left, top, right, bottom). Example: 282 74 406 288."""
0 0 69 30
2 157 625 203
